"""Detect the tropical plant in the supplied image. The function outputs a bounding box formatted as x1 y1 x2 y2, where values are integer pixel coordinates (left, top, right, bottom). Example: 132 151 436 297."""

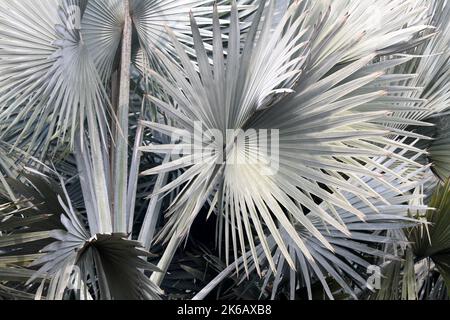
0 0 449 301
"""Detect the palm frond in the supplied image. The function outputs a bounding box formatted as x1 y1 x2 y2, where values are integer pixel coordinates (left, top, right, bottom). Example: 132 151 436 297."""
0 0 112 156
0 173 64 299
141 0 432 276
410 179 450 291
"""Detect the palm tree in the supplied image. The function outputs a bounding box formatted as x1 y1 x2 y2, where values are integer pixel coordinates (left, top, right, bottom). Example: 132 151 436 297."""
0 0 449 300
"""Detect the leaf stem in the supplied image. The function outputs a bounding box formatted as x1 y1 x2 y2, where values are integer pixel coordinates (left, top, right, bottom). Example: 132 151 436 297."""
150 235 181 286
113 0 132 233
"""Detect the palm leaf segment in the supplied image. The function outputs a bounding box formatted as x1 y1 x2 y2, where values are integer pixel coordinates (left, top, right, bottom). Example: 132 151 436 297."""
0 173 64 299
387 0 450 182
0 0 111 156
194 163 429 300
0 169 161 300
252 167 428 300
141 0 434 274
388 0 450 125
30 226 162 300
21 127 164 299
